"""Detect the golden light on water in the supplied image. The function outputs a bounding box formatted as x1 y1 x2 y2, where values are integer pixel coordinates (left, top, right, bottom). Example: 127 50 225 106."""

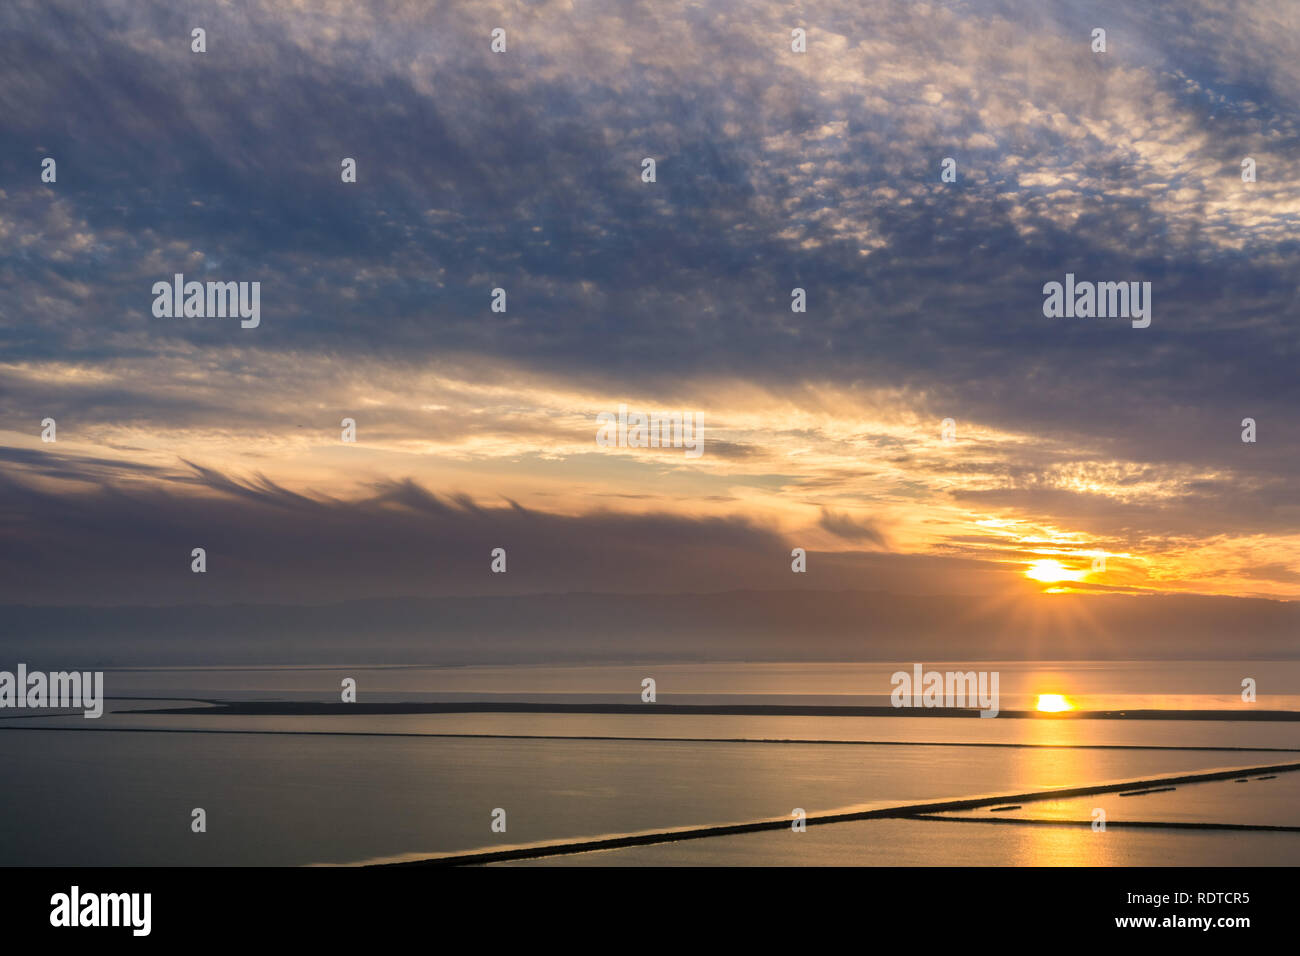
1036 693 1073 712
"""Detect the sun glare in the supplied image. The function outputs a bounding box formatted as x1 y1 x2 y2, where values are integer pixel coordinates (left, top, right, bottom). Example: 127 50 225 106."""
1024 559 1085 583
1036 693 1073 712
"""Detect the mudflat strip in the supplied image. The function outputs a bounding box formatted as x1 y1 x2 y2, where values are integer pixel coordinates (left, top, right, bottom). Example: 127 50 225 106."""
125 700 1300 721
362 762 1300 867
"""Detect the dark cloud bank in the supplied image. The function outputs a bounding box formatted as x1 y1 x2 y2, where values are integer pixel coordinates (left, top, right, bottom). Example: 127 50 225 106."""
2 466 1296 664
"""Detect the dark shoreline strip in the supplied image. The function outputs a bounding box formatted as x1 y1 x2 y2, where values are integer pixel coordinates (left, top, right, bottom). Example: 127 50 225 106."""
910 816 1300 832
1118 787 1177 796
1 725 1297 754
122 701 1300 721
372 762 1300 867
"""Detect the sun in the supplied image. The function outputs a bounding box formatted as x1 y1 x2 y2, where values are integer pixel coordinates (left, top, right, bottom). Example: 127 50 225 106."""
1036 693 1073 712
1024 559 1086 583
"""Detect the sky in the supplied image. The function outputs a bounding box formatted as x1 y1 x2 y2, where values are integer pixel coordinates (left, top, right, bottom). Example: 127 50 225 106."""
1 0 1298 626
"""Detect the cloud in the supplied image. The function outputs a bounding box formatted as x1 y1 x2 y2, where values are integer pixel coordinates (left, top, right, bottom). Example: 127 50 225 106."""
1 0 1297 601
817 507 889 547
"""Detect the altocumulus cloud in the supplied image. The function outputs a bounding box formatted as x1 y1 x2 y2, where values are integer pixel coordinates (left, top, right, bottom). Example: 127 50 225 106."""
0 0 1297 603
